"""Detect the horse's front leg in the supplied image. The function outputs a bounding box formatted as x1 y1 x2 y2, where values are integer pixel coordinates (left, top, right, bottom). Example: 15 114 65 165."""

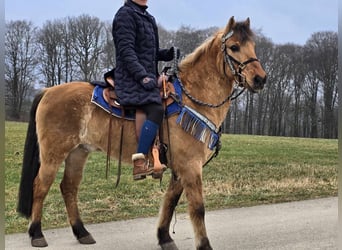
60 146 96 245
158 173 183 250
182 164 212 250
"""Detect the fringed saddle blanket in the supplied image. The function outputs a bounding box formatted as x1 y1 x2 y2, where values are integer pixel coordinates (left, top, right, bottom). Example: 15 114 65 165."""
176 105 220 150
90 78 220 150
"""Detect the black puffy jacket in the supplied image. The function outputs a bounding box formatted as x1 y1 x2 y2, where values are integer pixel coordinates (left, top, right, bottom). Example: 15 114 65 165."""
112 0 173 106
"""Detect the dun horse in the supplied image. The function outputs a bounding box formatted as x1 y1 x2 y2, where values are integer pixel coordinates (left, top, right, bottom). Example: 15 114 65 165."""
18 17 266 249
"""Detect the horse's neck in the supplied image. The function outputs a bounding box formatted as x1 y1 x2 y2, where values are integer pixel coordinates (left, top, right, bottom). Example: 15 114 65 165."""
179 58 233 128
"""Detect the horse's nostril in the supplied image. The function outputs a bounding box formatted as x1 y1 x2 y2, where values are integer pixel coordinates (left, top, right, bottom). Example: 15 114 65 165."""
254 75 267 87
262 75 267 84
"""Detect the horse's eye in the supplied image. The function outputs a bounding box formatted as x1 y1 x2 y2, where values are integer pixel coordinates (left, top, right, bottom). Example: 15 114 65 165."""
230 45 240 52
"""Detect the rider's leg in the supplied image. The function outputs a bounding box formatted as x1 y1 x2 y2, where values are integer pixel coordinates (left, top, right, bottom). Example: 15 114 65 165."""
132 103 164 180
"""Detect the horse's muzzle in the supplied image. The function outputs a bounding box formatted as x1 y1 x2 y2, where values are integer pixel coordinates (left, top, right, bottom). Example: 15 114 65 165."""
253 75 267 91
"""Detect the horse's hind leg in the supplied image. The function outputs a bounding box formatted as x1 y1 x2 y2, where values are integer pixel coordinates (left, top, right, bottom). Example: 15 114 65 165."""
157 173 183 250
60 146 96 244
29 161 62 247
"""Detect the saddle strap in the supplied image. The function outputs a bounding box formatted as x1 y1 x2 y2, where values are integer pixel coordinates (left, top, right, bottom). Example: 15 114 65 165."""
115 121 124 188
106 112 113 179
106 107 124 188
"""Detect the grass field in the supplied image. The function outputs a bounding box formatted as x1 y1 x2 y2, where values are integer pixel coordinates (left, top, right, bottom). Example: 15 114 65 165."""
5 121 337 234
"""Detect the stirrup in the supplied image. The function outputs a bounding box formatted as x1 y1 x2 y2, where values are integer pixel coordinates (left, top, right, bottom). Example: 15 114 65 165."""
152 164 167 179
151 146 167 179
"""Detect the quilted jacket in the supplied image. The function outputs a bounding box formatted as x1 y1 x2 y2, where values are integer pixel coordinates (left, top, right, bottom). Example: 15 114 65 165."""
112 0 173 106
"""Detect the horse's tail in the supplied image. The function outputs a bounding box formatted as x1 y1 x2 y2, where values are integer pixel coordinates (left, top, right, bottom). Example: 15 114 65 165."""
17 90 46 218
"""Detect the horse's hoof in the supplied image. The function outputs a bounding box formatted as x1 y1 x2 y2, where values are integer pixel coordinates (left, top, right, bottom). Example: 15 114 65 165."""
78 234 96 244
31 237 48 247
160 241 179 250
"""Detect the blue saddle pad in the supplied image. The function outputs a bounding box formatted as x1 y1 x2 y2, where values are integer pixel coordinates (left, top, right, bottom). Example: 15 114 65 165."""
91 84 135 120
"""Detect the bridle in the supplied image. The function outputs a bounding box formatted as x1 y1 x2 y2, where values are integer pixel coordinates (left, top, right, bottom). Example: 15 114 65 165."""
176 29 259 108
165 29 261 166
221 30 259 89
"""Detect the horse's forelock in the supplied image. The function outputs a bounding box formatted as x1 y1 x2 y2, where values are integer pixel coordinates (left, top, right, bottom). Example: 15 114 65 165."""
232 22 254 44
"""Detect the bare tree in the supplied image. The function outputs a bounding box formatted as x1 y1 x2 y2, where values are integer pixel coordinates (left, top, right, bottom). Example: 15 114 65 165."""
305 32 338 138
302 70 320 138
291 45 306 137
5 20 37 119
261 44 292 136
36 20 67 86
58 19 76 83
252 33 274 135
174 26 216 58
68 15 105 81
99 21 116 74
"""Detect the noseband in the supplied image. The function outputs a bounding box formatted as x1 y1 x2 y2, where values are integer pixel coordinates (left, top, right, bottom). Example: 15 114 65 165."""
221 30 259 87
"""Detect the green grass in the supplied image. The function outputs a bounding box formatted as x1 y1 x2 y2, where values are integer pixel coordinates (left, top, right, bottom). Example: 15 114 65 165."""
5 121 337 234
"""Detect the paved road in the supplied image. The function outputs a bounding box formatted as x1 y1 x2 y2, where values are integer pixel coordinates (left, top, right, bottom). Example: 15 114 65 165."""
5 197 337 250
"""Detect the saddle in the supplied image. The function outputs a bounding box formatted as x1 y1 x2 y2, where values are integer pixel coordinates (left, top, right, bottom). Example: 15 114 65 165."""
102 73 176 111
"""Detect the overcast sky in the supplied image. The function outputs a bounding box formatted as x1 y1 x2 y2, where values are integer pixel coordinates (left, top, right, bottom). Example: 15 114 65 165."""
5 0 338 45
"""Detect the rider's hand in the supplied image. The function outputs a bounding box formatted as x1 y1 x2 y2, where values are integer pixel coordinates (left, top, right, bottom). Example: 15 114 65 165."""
140 77 157 90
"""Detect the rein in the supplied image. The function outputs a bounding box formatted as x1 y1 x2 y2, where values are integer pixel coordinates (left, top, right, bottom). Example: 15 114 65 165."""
177 79 245 108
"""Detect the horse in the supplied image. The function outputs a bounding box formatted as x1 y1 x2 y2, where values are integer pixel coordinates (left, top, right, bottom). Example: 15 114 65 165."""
17 16 266 249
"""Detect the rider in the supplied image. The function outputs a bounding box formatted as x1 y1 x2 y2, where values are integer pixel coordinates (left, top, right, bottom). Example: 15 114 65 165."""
112 0 177 180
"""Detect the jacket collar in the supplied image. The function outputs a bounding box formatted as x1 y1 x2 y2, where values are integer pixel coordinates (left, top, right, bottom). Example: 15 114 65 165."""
125 0 148 13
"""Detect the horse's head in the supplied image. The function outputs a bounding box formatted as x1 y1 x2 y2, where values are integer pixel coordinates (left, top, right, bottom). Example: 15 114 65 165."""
220 17 267 93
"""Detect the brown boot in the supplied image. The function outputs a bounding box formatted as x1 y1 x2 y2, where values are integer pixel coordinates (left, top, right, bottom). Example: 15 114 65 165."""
132 153 154 180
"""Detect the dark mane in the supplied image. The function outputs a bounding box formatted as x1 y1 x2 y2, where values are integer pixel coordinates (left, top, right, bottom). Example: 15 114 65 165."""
179 20 254 72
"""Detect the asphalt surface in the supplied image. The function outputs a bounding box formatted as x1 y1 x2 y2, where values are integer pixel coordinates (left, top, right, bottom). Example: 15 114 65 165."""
5 197 337 250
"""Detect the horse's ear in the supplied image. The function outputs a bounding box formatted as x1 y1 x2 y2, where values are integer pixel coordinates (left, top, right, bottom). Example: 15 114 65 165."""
244 18 250 28
224 16 235 34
